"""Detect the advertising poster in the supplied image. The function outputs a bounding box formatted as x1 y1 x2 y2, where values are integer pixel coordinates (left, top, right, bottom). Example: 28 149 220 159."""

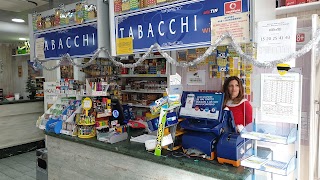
256 17 297 66
211 12 250 45
179 91 224 120
186 70 206 85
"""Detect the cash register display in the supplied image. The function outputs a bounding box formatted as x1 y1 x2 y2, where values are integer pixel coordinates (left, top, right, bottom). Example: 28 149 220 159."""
179 91 224 121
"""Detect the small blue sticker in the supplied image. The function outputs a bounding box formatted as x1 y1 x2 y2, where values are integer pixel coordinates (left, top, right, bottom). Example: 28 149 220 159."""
113 110 119 118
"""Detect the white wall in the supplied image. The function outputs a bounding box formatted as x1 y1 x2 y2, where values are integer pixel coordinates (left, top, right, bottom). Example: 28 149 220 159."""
12 55 29 99
0 44 14 96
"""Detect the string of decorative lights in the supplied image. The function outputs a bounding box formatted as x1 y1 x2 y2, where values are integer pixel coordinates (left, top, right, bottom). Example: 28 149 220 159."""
33 29 320 71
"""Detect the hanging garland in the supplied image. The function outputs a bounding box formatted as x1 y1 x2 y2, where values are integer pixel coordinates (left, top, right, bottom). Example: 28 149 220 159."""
33 28 320 71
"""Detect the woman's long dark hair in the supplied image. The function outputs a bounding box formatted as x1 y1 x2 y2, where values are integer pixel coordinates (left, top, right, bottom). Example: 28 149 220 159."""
222 76 244 107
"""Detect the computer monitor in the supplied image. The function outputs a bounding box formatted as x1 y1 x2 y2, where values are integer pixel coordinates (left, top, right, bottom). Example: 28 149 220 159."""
179 91 224 122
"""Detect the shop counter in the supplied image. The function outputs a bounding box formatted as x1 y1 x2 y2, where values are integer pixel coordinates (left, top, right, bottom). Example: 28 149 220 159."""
0 100 44 149
0 99 43 105
45 132 273 180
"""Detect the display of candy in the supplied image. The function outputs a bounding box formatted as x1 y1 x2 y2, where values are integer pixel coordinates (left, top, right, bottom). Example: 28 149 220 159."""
114 0 122 13
122 0 130 12
130 0 139 10
32 2 97 32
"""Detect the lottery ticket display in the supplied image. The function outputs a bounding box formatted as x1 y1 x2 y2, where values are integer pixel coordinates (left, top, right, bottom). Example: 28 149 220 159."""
259 73 301 124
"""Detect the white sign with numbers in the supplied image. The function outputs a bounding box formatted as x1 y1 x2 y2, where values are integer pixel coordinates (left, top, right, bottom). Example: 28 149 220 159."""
258 73 301 124
256 17 297 67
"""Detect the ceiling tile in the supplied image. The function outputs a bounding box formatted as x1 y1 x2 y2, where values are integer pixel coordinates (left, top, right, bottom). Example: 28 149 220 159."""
0 0 48 12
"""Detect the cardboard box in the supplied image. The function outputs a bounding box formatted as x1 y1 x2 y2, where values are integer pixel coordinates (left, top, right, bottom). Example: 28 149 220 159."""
286 0 296 6
296 0 306 4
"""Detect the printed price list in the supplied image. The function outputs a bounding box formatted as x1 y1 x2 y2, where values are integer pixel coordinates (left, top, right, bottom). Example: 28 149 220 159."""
260 73 301 124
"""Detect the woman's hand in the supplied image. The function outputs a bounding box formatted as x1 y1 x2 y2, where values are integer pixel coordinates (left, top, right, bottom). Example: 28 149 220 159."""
237 124 244 133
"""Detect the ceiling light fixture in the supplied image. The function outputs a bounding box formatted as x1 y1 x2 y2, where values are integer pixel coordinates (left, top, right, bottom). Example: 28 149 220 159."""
12 18 25 23
19 38 27 41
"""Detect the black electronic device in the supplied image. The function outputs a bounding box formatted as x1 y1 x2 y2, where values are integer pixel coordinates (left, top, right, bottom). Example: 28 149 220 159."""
110 99 125 125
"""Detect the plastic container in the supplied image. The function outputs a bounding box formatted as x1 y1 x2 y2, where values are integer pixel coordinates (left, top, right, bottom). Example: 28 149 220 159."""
14 93 19 100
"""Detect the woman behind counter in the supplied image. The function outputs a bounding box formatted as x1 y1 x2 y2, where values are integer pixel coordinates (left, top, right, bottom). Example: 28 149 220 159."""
222 76 252 132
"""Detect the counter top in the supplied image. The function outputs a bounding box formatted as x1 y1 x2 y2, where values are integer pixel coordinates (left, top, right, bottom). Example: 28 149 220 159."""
0 99 43 105
46 131 270 180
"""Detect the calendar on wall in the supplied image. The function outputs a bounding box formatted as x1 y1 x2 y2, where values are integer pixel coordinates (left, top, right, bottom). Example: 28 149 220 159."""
258 73 301 124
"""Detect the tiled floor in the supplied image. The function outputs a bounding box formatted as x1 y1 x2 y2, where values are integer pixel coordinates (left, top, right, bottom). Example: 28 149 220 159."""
0 151 36 180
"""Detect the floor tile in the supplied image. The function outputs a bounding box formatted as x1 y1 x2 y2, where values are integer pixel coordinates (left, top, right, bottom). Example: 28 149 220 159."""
0 172 13 180
0 158 18 166
0 168 24 179
0 151 37 179
5 163 33 173
17 152 36 162
24 170 36 179
4 156 36 169
0 163 10 172
14 175 35 180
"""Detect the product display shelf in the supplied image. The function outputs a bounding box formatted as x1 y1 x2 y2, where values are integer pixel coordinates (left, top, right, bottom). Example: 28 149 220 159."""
77 122 96 126
276 1 320 15
241 155 296 176
120 56 170 118
126 104 150 108
115 0 184 16
76 114 96 139
64 105 82 123
35 77 45 98
34 18 97 34
122 89 166 94
37 98 77 130
240 122 297 145
240 73 302 179
12 53 30 57
78 133 96 139
144 55 165 60
119 74 168 78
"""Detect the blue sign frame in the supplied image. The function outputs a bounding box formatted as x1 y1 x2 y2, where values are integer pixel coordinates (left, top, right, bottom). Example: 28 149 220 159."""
115 0 249 53
35 22 98 60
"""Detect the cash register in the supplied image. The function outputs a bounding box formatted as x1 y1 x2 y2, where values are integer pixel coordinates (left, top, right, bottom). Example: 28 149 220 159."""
179 91 252 166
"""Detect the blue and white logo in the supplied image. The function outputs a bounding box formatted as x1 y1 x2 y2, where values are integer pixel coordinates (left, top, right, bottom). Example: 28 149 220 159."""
113 110 119 118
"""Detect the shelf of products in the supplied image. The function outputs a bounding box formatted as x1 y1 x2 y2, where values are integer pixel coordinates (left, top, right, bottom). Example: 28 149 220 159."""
114 0 180 15
12 53 30 57
122 90 166 94
36 98 80 132
119 54 169 121
276 1 320 15
35 77 45 98
241 155 296 176
240 123 297 144
119 74 168 78
32 2 97 33
76 113 96 138
125 103 150 108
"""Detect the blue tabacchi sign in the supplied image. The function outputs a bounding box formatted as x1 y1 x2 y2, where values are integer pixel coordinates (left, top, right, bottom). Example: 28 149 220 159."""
35 22 98 60
115 0 249 53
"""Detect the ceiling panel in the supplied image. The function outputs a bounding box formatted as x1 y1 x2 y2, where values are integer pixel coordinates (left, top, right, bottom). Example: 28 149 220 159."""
0 0 48 12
